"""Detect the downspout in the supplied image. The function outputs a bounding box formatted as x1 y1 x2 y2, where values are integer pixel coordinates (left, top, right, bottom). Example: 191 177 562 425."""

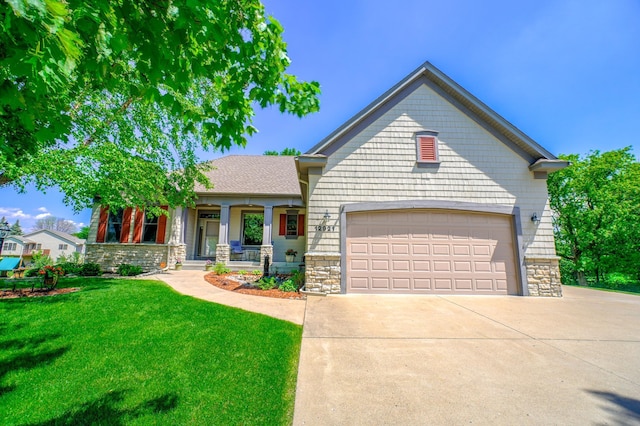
298 178 309 292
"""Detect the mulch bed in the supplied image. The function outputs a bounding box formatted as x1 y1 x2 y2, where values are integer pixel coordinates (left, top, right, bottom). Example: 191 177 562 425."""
204 273 306 300
0 287 80 299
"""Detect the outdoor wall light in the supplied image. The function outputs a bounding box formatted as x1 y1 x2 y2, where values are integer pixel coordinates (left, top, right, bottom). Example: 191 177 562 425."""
323 210 331 221
531 213 541 223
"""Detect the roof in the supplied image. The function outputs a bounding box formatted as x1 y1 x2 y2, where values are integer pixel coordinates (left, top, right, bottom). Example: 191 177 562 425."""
24 229 85 246
194 155 302 197
4 235 30 243
307 61 559 164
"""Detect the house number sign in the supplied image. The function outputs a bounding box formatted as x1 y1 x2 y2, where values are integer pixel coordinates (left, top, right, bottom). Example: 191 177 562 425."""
315 225 337 232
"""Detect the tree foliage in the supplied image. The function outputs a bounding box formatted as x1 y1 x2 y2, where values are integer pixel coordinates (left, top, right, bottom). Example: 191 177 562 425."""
33 216 78 234
264 147 301 156
1 0 320 211
547 147 640 284
9 219 23 236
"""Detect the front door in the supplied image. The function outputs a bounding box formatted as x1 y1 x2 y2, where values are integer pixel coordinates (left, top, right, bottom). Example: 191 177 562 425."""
201 220 219 257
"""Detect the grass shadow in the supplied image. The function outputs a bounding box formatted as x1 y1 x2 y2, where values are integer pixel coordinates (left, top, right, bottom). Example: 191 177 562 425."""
587 389 640 425
27 390 179 425
0 346 70 383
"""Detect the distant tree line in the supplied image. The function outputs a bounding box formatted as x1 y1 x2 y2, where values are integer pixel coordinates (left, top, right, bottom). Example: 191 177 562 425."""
547 147 640 288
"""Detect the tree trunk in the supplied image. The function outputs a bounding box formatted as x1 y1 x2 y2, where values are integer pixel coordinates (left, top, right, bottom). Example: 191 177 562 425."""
577 271 588 286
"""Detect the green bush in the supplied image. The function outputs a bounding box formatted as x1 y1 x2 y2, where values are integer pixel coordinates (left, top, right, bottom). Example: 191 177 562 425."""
252 270 262 275
237 270 248 275
279 279 297 292
117 263 143 276
256 276 278 290
24 268 40 277
56 262 82 275
78 263 103 277
603 273 634 290
290 270 305 290
214 263 231 275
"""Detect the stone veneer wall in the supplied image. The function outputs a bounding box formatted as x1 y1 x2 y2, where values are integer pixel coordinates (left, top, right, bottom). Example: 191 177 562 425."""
304 253 341 293
260 245 273 267
86 243 185 273
216 244 230 264
525 257 562 297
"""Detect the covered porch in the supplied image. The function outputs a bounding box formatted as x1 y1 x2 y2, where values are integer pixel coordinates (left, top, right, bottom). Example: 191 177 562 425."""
182 197 306 268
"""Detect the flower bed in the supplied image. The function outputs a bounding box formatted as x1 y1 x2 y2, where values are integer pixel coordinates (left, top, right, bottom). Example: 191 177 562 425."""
204 273 305 300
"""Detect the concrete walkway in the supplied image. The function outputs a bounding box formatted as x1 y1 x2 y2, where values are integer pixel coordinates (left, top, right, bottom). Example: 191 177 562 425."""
153 270 306 325
294 286 640 425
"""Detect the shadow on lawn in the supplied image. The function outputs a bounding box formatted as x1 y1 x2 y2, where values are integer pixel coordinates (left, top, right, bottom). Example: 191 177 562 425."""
27 390 179 425
0 329 68 398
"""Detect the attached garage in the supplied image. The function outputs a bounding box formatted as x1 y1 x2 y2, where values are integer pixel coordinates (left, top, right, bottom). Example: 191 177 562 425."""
345 209 520 295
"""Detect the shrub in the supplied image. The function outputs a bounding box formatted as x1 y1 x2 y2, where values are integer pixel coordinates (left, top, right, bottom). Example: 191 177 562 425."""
31 251 53 270
214 262 231 275
603 273 634 290
78 263 103 276
24 268 40 277
252 270 262 275
256 276 278 290
57 262 82 275
237 270 248 275
290 270 305 290
117 263 143 276
279 279 297 292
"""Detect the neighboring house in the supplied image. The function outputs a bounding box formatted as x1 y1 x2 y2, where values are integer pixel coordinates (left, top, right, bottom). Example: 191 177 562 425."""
86 61 567 296
1 230 86 262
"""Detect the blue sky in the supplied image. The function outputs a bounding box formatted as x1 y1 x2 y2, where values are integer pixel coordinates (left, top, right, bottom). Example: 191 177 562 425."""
1 0 639 231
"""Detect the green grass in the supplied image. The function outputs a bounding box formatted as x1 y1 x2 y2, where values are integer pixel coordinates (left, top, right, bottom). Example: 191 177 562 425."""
0 277 302 425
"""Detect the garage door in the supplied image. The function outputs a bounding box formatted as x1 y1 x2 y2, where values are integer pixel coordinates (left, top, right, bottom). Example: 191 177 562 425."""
346 210 518 294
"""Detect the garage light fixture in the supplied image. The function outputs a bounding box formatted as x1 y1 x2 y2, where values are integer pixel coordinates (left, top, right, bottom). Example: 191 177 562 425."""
323 210 331 221
531 213 541 224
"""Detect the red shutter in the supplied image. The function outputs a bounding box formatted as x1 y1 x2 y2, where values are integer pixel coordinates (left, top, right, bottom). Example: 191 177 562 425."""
279 214 286 236
133 208 144 243
96 206 109 243
298 214 305 236
418 136 437 161
120 207 133 243
156 205 169 244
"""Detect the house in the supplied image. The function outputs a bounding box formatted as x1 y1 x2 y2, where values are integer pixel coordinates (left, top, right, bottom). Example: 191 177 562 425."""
85 61 567 296
1 230 86 262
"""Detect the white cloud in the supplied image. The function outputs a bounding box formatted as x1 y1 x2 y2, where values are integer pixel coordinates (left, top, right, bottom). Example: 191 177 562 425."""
0 207 29 219
34 213 52 219
37 207 49 213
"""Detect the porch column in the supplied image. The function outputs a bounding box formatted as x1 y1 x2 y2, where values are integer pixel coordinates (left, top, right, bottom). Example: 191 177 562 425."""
218 205 230 244
216 205 231 264
262 206 273 245
260 206 274 267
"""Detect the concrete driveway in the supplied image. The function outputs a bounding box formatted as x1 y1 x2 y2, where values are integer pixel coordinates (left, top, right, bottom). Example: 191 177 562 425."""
293 286 640 425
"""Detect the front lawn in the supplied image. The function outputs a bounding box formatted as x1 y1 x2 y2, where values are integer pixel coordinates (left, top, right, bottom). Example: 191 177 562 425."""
0 277 302 425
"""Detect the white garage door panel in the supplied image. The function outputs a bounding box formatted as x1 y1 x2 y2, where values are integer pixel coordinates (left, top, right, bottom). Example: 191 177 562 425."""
346 210 519 295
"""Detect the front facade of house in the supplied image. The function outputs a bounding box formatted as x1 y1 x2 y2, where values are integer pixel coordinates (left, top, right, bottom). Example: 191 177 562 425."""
85 62 566 296
85 156 307 272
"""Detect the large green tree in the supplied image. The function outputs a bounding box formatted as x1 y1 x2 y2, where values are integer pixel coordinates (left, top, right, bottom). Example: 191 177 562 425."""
547 147 640 285
1 0 320 211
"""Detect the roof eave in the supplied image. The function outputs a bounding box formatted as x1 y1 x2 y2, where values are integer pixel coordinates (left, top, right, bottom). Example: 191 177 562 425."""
528 159 571 173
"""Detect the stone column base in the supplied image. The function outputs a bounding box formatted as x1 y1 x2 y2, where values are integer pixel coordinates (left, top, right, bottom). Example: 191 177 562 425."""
304 252 341 294
260 245 273 267
525 257 562 297
216 244 230 265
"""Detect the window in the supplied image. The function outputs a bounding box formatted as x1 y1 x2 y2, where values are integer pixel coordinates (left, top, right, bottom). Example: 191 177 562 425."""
416 131 439 165
279 212 305 238
3 242 16 251
242 212 264 246
58 244 68 250
142 215 159 243
36 243 42 250
106 209 124 243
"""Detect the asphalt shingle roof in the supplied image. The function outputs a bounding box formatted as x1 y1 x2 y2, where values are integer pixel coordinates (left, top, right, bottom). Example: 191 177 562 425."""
194 155 301 197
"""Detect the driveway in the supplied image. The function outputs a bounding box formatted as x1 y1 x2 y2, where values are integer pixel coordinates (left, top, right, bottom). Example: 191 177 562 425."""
293 286 640 425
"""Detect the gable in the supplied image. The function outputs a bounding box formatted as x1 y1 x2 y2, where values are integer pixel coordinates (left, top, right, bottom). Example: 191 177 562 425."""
307 62 559 166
